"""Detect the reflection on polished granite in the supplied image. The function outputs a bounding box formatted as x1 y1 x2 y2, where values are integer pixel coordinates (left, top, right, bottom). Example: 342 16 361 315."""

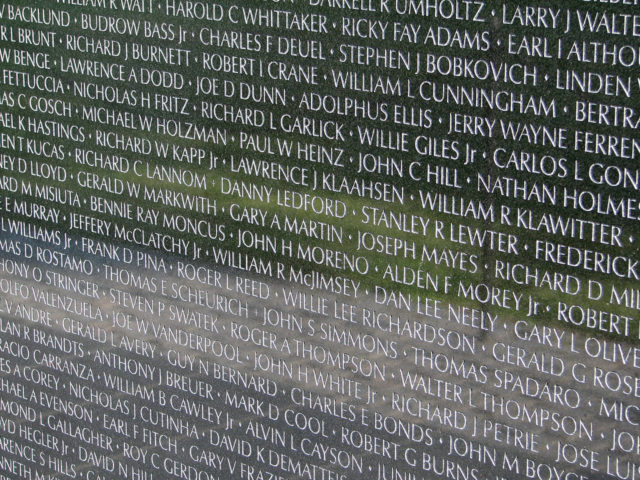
0 236 637 480
0 2 639 479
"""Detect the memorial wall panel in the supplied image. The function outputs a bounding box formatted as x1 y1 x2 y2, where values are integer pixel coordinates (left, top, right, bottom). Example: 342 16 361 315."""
0 1 639 479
